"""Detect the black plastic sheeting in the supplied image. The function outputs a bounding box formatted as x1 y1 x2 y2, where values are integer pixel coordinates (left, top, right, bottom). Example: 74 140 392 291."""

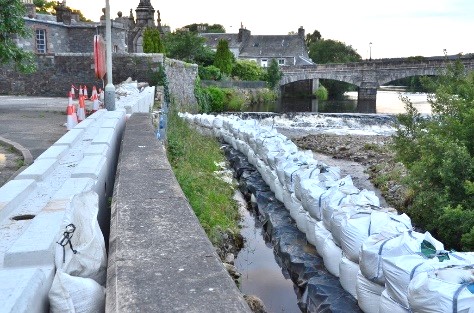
224 145 362 313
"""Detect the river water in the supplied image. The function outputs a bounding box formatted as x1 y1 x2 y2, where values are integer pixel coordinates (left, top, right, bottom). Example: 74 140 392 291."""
250 89 431 115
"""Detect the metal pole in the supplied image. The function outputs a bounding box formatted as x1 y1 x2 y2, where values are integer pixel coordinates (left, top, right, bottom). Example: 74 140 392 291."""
104 0 115 110
369 42 372 61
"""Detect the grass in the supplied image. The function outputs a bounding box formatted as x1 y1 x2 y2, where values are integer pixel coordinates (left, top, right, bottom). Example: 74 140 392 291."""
166 109 240 245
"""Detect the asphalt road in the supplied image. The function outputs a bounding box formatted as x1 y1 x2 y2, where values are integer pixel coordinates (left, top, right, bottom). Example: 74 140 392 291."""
0 96 68 159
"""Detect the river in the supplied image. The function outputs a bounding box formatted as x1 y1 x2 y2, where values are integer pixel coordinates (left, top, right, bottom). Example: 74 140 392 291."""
249 89 431 115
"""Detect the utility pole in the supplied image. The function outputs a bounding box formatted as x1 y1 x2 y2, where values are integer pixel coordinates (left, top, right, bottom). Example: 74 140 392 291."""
104 0 115 110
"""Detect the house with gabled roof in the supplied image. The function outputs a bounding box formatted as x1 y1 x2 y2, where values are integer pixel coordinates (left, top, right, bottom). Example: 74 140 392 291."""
200 25 314 67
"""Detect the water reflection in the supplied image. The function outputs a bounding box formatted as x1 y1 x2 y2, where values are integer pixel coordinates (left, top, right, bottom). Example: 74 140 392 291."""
247 90 431 115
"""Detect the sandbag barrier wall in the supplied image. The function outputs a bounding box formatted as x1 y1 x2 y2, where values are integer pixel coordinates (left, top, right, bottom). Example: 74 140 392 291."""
182 112 474 313
115 86 156 115
106 113 252 313
0 108 126 313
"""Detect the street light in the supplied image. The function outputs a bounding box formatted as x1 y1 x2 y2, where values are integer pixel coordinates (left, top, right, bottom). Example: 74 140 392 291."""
369 42 372 61
104 0 115 110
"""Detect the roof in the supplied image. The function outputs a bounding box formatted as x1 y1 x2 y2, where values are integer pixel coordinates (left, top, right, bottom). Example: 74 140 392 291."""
199 33 241 50
239 35 309 59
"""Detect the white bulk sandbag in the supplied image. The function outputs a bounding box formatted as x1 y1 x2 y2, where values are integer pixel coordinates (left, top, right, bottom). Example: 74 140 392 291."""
359 230 444 286
49 270 105 313
322 185 360 230
339 255 359 299
341 211 412 263
247 150 258 167
356 270 384 313
283 158 317 193
55 191 107 285
305 213 318 247
328 205 372 248
212 116 223 129
273 177 285 203
379 289 410 313
294 166 321 201
318 166 341 183
385 253 474 310
322 236 343 277
295 206 308 234
407 266 474 313
314 221 331 257
300 181 328 220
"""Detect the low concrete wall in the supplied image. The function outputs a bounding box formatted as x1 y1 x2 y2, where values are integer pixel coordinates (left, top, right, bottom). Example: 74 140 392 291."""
106 113 251 313
0 108 126 312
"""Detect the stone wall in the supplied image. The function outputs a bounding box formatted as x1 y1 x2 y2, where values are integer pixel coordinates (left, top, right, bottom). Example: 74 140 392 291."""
164 58 198 112
0 53 198 108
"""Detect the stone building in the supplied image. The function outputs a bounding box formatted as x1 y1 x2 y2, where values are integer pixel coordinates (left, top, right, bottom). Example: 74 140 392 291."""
16 0 168 54
200 25 313 67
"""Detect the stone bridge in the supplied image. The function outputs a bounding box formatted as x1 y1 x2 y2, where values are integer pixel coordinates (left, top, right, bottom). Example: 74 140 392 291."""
280 54 474 102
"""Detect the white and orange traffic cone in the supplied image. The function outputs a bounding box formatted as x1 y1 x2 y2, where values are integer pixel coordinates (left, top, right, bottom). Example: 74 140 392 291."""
83 85 88 99
91 88 100 113
77 93 86 122
90 86 97 100
70 85 76 99
66 92 78 130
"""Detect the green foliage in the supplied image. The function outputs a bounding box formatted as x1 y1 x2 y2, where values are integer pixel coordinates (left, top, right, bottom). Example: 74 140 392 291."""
33 0 55 14
163 30 214 65
231 60 265 81
308 39 362 64
198 65 221 80
314 85 328 100
224 89 245 111
143 27 165 53
305 29 321 46
194 77 211 113
213 39 234 75
206 86 226 112
166 109 240 244
0 0 36 73
393 60 474 251
149 62 170 103
264 59 282 89
183 23 226 33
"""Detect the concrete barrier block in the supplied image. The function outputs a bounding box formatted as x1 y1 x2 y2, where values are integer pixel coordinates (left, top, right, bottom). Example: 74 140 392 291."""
84 144 109 157
104 110 126 121
53 128 84 147
74 118 96 129
35 145 69 161
71 155 107 180
87 109 107 120
15 158 57 181
0 179 37 222
50 177 96 202
91 128 115 147
0 266 55 313
4 211 65 267
100 118 120 130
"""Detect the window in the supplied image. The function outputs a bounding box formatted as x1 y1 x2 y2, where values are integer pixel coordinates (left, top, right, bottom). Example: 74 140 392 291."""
261 59 268 67
35 29 46 54
278 59 285 65
113 45 118 53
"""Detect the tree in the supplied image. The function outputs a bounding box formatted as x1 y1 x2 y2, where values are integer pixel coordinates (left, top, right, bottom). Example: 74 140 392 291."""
33 0 55 14
213 39 233 75
265 59 282 89
305 29 321 46
0 0 36 73
231 60 265 81
143 27 165 53
308 39 361 98
183 23 225 33
393 60 474 251
163 30 214 65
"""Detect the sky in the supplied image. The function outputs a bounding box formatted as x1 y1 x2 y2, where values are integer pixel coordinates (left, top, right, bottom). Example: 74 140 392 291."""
66 0 474 59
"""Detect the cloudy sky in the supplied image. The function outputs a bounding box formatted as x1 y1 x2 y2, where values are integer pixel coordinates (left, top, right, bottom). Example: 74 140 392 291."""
67 0 474 59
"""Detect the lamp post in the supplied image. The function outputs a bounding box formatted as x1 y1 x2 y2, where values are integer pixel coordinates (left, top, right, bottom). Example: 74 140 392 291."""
369 42 372 61
104 0 115 110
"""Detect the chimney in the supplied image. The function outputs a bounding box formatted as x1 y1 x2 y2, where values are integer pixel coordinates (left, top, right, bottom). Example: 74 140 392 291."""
238 26 250 43
298 26 305 40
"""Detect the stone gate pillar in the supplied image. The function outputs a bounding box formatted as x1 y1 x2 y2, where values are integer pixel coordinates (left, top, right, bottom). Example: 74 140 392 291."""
311 78 319 94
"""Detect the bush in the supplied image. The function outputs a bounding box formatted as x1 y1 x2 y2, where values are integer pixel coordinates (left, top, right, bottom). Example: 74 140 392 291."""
314 85 328 100
198 65 221 80
206 86 226 112
231 60 265 81
393 60 474 251
224 89 245 111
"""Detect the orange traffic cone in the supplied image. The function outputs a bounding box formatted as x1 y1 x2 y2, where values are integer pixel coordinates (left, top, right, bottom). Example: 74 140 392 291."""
77 94 86 122
83 85 88 99
70 85 76 99
91 87 100 113
66 92 78 130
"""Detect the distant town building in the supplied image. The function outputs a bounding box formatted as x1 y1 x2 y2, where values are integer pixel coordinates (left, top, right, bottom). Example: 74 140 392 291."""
200 25 313 67
16 0 169 54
